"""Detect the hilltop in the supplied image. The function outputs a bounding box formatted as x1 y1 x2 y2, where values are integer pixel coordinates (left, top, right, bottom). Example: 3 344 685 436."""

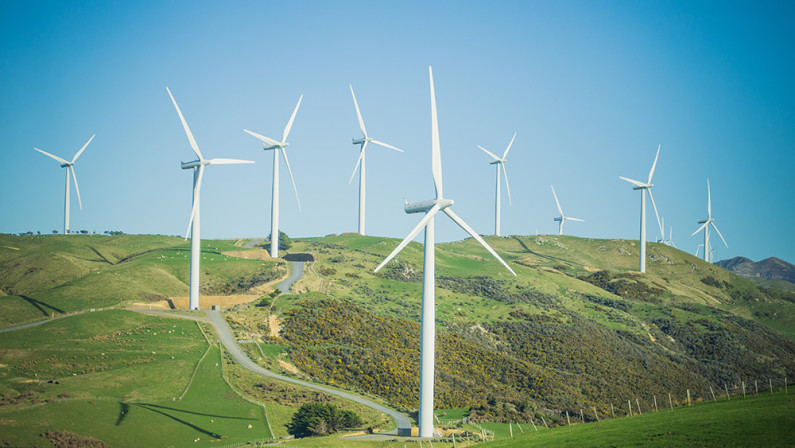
716 256 795 291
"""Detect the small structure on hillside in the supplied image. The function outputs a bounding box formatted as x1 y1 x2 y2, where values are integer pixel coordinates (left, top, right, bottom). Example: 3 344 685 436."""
284 253 314 262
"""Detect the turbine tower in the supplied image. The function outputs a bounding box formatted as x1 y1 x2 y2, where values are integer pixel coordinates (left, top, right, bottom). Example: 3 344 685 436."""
167 87 254 310
244 95 303 258
620 145 663 273
551 185 584 235
374 67 516 439
691 179 727 263
658 217 676 248
34 135 94 234
349 85 404 235
477 133 516 236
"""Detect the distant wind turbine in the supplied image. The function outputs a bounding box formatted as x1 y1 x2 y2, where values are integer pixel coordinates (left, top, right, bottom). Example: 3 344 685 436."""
34 135 94 234
551 185 584 235
477 132 516 236
658 217 676 248
167 87 254 310
374 67 516 439
349 85 404 235
619 145 663 273
244 95 303 258
691 179 727 263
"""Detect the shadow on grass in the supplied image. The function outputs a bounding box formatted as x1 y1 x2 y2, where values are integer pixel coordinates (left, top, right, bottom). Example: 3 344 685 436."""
512 236 577 265
19 295 64 317
122 403 228 439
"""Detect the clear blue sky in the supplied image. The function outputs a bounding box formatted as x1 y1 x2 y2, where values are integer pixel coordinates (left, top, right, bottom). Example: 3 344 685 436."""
1 0 793 263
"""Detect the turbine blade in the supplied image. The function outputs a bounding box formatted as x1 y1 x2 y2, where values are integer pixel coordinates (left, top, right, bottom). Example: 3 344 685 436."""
166 87 203 160
280 147 301 211
647 189 663 239
243 129 280 148
568 217 585 222
429 66 443 199
443 207 516 276
550 185 563 215
186 165 204 240
502 163 512 206
70 166 82 210
707 179 712 218
619 176 646 188
370 139 404 152
502 132 517 159
647 144 661 183
349 85 368 138
282 94 303 143
34 148 69 165
374 204 442 272
691 221 708 237
477 145 501 161
711 222 728 248
207 158 255 165
348 145 365 184
72 134 95 163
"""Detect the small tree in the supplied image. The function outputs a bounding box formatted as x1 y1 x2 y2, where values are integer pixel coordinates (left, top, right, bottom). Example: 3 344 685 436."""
287 403 362 438
52 230 58 234
278 231 292 250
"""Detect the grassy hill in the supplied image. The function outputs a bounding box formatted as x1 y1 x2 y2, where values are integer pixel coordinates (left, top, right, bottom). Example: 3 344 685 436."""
482 389 794 447
223 233 795 427
0 233 284 328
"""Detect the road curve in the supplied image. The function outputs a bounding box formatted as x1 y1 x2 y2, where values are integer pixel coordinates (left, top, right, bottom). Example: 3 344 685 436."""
205 309 411 431
276 261 303 293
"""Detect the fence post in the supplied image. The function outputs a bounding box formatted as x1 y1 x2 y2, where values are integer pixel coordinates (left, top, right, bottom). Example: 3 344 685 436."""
742 381 746 398
580 408 584 422
636 398 642 415
610 403 615 418
566 411 570 425
755 380 759 396
769 378 773 395
786 377 788 395
668 393 673 409
541 416 549 429
724 383 730 400
628 400 633 416
687 389 691 406
653 395 658 412
530 418 537 431
710 386 716 401
509 422 513 438
593 406 599 422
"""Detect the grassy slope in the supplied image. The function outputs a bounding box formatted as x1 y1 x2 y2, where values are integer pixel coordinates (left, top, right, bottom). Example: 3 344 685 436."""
483 391 794 447
0 310 275 447
0 234 281 328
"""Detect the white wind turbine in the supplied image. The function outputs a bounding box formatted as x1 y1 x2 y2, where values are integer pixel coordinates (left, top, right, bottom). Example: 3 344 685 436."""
244 95 303 258
619 145 663 273
658 217 676 248
349 85 404 235
691 179 727 263
34 135 94 234
374 67 516 439
551 185 584 235
167 87 255 311
477 133 516 236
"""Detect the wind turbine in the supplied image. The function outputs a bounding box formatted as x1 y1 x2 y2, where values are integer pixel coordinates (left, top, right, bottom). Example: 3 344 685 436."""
244 95 303 258
619 145 663 273
691 179 727 263
167 87 254 310
477 133 516 236
658 217 676 248
34 135 94 234
349 85 404 235
550 185 584 235
374 67 516 438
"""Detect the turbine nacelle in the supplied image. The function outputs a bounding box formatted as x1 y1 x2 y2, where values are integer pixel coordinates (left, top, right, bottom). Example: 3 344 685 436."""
261 142 287 151
632 183 652 190
404 198 454 214
553 217 563 222
352 137 369 145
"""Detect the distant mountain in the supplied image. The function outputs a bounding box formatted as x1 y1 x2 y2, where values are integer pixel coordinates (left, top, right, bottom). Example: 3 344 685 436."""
716 256 795 286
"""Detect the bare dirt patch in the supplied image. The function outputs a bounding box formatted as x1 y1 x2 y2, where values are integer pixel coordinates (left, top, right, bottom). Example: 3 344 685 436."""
278 359 300 375
269 315 281 338
222 250 272 261
584 266 600 272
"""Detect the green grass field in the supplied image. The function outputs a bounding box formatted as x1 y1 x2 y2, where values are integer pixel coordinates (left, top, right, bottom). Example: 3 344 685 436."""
0 310 273 447
483 390 794 447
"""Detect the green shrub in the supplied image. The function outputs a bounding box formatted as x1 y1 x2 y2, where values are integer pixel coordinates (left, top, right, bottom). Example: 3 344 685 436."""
287 403 362 438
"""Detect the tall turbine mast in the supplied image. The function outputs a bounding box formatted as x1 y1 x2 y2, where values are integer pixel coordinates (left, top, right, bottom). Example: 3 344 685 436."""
349 85 403 235
244 95 303 258
477 133 516 236
34 135 94 234
168 87 254 310
375 67 516 438
619 145 663 273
